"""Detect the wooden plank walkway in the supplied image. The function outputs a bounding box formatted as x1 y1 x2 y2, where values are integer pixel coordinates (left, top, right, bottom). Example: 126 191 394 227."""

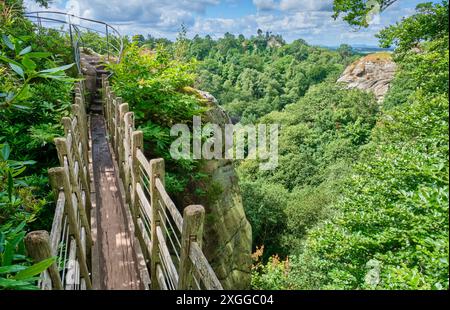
90 114 143 290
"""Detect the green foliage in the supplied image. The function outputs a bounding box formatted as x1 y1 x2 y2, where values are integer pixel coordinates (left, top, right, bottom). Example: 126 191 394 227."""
0 143 46 226
188 33 355 123
238 82 378 258
296 92 449 290
0 222 56 290
108 44 205 193
247 0 448 291
332 0 399 27
0 34 75 110
377 1 449 57
240 180 289 258
271 1 450 290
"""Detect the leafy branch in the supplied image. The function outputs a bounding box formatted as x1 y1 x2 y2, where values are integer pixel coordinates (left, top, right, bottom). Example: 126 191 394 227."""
0 34 75 110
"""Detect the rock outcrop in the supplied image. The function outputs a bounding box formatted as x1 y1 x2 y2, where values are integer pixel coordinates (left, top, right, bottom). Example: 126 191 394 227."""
337 52 396 101
180 88 253 290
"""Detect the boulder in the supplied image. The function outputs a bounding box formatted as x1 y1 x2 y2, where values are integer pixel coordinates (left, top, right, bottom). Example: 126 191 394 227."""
337 52 396 101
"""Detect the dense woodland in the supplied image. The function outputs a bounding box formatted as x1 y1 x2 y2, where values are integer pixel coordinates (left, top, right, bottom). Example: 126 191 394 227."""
0 0 449 290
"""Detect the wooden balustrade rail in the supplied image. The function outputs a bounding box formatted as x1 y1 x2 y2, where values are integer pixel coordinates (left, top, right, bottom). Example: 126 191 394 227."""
25 82 92 290
102 75 223 290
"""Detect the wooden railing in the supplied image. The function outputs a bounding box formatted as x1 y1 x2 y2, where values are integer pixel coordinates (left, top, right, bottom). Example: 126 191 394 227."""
24 82 92 290
102 76 223 290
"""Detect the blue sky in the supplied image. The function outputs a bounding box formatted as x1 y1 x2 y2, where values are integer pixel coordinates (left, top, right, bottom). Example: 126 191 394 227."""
25 0 441 46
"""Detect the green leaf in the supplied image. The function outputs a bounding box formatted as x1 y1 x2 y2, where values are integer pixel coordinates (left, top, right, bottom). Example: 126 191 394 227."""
2 35 14 50
0 277 39 290
21 57 36 71
37 74 75 81
11 104 31 111
26 52 51 59
11 166 26 177
15 84 32 101
1 143 10 160
38 63 74 74
2 240 14 266
0 55 21 67
7 171 13 201
18 46 32 56
9 63 24 78
14 257 56 280
0 265 27 274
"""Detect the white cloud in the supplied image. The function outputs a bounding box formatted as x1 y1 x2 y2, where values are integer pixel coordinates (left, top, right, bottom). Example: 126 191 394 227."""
23 0 421 46
279 0 333 12
253 0 278 11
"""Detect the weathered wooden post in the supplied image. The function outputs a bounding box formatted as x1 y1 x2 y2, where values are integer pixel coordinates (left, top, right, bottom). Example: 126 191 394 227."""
54 137 93 251
74 98 89 164
101 74 107 117
131 130 144 222
123 111 134 204
150 158 165 289
118 102 129 180
49 167 93 289
178 205 205 289
24 230 63 290
113 96 122 154
61 114 92 220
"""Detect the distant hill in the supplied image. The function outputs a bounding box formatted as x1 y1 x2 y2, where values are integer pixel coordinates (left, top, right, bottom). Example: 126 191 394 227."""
321 44 394 54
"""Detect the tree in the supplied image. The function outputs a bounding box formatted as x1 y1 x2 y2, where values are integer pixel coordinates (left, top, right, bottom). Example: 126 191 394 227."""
332 0 399 27
337 44 353 58
131 34 145 46
376 1 449 56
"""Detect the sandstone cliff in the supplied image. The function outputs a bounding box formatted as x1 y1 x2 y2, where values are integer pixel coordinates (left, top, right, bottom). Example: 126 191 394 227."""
180 88 253 290
337 52 396 101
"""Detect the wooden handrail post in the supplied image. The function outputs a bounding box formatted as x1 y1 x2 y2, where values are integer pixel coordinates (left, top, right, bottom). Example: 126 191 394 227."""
150 158 164 290
54 138 93 250
131 130 143 222
178 205 205 289
50 167 92 289
24 230 63 290
101 75 107 118
113 97 122 154
118 102 129 180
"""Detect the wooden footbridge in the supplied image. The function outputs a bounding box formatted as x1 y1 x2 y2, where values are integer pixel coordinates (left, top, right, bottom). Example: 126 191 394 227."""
23 12 223 290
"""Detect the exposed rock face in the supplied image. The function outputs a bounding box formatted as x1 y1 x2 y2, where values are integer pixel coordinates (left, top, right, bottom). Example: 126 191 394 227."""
181 88 253 290
337 53 396 101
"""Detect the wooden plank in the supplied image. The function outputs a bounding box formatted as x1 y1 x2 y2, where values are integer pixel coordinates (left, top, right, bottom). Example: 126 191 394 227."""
90 114 143 290
136 217 152 260
136 183 152 224
155 178 183 232
65 237 79 290
136 149 151 177
156 264 168 290
189 242 223 290
49 192 65 256
156 226 179 287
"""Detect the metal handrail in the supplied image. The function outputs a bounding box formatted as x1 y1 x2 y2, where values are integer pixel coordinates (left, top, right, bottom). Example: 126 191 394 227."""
24 11 123 74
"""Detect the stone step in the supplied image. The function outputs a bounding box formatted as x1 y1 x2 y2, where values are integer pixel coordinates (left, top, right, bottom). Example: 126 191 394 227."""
90 104 103 114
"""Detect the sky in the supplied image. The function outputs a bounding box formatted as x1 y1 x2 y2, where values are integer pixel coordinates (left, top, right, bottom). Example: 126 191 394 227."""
24 0 440 46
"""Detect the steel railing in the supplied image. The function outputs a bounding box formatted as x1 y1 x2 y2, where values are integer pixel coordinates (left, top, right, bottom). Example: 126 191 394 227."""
24 11 123 74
